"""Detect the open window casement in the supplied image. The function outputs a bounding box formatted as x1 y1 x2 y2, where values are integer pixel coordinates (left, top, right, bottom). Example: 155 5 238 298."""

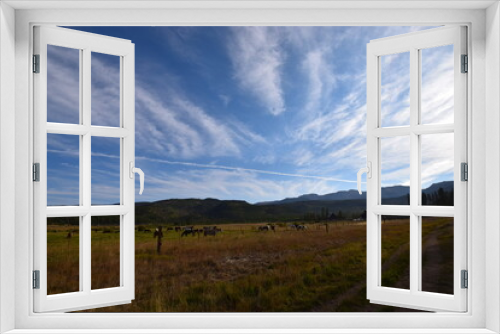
33 26 141 312
364 26 467 312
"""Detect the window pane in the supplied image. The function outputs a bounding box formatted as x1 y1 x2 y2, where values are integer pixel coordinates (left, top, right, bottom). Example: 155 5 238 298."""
47 217 80 295
380 136 410 205
47 134 80 206
421 133 454 206
421 45 454 125
91 216 121 289
421 217 454 294
381 215 410 290
380 52 410 127
47 45 80 124
91 137 121 205
92 52 121 127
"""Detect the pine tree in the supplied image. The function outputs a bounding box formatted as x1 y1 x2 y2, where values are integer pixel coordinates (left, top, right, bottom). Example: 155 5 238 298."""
422 193 427 205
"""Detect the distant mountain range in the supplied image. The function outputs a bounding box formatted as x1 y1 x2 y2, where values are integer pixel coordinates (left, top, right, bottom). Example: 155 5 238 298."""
257 181 453 205
130 181 453 226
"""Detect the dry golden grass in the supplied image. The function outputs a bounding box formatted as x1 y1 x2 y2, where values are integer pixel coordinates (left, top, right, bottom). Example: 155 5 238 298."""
46 219 452 312
47 227 79 295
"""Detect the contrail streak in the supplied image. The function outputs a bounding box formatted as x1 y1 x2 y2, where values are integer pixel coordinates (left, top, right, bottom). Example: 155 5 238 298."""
48 150 360 183
136 156 359 183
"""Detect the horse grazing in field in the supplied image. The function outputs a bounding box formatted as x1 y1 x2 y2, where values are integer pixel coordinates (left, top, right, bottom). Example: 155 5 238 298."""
203 226 221 236
258 225 270 231
289 224 307 231
181 226 196 237
181 230 193 237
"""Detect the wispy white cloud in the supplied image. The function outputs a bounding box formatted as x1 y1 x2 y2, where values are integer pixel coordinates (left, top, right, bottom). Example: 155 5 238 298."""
90 53 121 127
325 137 367 170
134 84 265 159
421 45 454 124
421 133 454 187
47 140 80 206
172 97 242 156
380 136 411 187
301 47 336 115
290 147 315 167
225 118 266 146
228 27 286 115
380 52 411 127
294 68 366 140
47 45 80 124
292 83 367 176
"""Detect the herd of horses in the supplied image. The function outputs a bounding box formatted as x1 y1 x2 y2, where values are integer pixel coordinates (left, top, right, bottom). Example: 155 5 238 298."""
139 225 223 237
178 226 223 237
139 223 309 237
258 224 308 231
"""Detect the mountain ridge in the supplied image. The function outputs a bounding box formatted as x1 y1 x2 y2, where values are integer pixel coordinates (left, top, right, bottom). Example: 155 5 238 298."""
256 181 453 205
130 181 453 225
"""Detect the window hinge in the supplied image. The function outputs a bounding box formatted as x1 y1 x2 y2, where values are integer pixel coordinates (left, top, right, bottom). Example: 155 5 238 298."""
33 54 40 73
33 163 40 182
461 54 468 73
461 270 468 289
33 270 40 289
461 162 468 181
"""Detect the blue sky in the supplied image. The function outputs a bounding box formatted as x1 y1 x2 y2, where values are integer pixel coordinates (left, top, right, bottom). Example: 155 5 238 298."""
46 26 455 205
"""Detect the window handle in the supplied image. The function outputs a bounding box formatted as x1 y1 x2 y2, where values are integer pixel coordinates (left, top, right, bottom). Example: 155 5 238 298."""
129 161 145 195
357 162 372 195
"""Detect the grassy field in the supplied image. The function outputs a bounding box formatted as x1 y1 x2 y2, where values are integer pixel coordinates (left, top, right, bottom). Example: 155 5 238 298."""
46 218 453 312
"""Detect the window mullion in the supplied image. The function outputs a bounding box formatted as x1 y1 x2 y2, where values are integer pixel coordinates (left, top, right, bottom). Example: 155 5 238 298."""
409 47 420 294
82 47 92 294
78 49 84 293
82 47 91 207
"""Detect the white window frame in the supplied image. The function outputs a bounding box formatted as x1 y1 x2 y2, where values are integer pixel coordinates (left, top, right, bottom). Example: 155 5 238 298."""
33 26 136 313
1 1 499 333
366 26 467 312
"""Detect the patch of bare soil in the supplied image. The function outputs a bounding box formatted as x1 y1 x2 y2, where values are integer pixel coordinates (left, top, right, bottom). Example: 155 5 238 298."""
421 223 453 294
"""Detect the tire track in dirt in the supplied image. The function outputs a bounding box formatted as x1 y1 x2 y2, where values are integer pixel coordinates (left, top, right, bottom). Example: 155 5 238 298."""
312 224 448 312
388 223 452 295
420 222 453 294
311 238 409 312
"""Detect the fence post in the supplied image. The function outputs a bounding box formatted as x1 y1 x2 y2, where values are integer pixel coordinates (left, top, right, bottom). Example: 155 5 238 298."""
154 226 164 254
